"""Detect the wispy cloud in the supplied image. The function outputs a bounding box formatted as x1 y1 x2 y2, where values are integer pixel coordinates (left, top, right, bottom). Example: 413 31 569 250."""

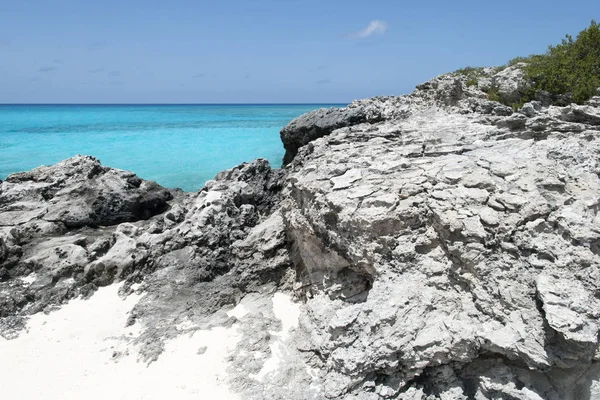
316 79 331 85
91 68 105 73
109 80 124 85
38 66 58 73
192 73 205 78
350 20 388 39
108 70 121 77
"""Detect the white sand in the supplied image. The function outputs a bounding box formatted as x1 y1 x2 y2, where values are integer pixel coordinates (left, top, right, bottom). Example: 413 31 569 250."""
272 293 300 339
252 293 300 381
0 284 242 400
20 273 38 285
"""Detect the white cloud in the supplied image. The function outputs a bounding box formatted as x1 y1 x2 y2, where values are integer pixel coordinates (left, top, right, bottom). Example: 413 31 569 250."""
351 20 389 39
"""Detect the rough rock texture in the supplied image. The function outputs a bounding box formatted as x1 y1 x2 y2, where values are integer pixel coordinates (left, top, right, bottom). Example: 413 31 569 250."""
1 156 172 229
0 156 171 330
280 65 521 167
279 75 600 398
281 106 383 165
2 70 600 399
491 63 530 105
0 157 289 340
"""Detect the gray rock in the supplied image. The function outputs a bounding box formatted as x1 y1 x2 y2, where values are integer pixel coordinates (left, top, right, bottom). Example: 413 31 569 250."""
469 98 514 116
497 113 528 130
1 155 172 228
417 77 466 106
0 156 169 325
280 106 378 165
587 92 600 108
491 63 530 105
520 100 542 117
280 79 600 398
535 90 553 107
3 65 600 400
0 157 292 354
560 104 600 125
0 236 7 264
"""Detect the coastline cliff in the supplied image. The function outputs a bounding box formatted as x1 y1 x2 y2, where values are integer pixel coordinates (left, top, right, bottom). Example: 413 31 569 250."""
2 65 600 399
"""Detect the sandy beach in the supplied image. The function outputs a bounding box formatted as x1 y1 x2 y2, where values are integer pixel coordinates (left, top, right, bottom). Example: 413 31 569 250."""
0 284 247 400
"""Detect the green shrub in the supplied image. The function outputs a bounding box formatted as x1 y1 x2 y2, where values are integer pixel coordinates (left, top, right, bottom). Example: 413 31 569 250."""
507 56 535 66
453 22 599 107
454 66 485 89
486 87 501 102
454 66 485 76
466 77 478 87
523 20 600 104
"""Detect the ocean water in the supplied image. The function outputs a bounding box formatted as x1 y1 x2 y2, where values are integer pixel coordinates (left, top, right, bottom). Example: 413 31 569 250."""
0 104 342 192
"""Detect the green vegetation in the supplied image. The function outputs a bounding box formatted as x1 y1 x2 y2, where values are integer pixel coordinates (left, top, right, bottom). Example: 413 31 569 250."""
454 66 485 76
506 56 539 67
522 20 600 104
454 66 484 88
452 21 600 107
486 87 501 103
466 77 478 87
453 66 504 102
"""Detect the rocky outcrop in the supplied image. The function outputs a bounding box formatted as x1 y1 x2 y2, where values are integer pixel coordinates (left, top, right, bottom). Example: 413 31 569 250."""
0 156 172 229
0 155 172 288
0 157 290 343
277 76 600 398
280 66 525 167
491 63 530 105
280 106 382 165
2 70 600 399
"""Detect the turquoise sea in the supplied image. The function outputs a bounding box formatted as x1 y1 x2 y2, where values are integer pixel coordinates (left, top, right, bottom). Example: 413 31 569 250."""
0 104 342 192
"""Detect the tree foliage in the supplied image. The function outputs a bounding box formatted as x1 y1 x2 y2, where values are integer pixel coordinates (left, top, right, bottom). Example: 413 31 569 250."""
525 20 600 104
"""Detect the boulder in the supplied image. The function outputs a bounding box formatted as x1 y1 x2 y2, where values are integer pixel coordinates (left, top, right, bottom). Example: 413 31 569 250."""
1 155 172 228
280 106 377 165
520 100 543 117
492 63 530 105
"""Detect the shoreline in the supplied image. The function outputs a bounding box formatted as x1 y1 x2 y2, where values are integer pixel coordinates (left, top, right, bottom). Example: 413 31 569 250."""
0 103 338 192
1 67 600 398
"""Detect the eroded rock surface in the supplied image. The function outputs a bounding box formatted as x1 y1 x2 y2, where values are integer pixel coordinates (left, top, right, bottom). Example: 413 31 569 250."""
279 76 600 399
281 106 382 165
2 71 600 399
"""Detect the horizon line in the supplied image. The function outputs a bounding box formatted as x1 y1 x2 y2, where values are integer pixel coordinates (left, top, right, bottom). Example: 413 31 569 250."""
0 102 349 106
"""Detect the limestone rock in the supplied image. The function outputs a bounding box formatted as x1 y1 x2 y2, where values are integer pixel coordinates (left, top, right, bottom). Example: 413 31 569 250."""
280 106 379 165
492 63 530 105
520 100 542 117
3 68 600 400
1 155 172 228
279 76 600 398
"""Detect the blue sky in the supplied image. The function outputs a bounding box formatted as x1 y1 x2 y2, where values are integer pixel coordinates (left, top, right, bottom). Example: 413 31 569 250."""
0 0 597 103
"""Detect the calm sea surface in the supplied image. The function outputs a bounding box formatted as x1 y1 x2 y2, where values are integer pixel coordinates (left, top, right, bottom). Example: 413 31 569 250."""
0 104 342 191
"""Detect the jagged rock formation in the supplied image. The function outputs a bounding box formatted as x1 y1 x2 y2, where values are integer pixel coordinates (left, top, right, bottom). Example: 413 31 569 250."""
0 156 171 329
281 75 600 399
0 156 290 340
2 70 600 399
